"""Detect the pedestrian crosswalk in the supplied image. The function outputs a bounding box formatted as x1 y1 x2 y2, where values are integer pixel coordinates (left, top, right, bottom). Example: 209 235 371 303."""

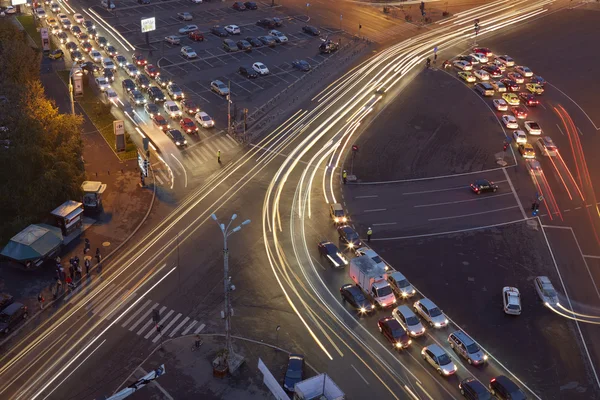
83 283 206 344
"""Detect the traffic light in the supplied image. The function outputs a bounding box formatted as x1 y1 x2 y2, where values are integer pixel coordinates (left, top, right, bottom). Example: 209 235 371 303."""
420 1 425 11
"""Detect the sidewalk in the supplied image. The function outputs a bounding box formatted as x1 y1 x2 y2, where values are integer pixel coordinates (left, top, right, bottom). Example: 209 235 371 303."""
0 54 155 326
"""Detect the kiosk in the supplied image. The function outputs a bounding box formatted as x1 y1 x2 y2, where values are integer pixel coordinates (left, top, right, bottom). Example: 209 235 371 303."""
51 200 84 237
81 181 107 212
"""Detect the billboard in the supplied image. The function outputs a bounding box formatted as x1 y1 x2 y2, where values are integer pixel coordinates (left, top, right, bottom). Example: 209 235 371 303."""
40 27 50 51
141 17 155 33
12 0 27 5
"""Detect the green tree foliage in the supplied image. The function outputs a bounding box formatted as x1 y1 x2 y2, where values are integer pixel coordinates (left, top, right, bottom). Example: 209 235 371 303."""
0 22 84 244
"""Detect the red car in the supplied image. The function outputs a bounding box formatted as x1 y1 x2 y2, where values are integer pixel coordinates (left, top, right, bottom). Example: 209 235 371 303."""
472 47 492 57
481 65 502 78
179 118 198 133
507 72 524 84
518 92 539 106
144 64 160 78
181 99 200 115
232 1 246 10
132 53 147 66
377 317 411 350
500 78 520 92
152 114 170 132
188 30 204 42
511 106 527 119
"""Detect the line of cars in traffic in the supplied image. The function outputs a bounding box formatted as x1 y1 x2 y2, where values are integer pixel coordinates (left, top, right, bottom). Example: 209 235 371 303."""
452 47 558 164
319 203 535 399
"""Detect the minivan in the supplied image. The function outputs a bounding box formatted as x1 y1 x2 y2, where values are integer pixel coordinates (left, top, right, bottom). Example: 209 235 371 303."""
392 305 425 337
223 39 238 52
0 302 28 334
489 375 527 400
448 330 487 365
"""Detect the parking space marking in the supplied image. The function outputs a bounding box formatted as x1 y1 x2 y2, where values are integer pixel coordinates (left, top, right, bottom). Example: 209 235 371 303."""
428 205 519 222
414 192 513 208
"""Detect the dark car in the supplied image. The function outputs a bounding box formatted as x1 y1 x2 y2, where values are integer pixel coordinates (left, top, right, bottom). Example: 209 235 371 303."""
148 86 166 102
232 1 246 10
245 36 263 47
135 74 151 89
489 376 527 400
105 45 118 57
319 40 339 54
237 40 252 51
302 25 320 36
518 92 539 106
257 35 276 47
144 103 160 117
337 225 361 249
86 28 97 39
71 25 82 36
500 78 520 92
66 41 78 52
530 75 546 86
239 65 258 78
156 75 172 88
340 284 375 314
0 302 28 334
181 99 200 115
256 18 276 29
455 55 473 65
481 65 502 78
132 53 147 66
283 354 304 393
470 179 498 194
460 378 492 400
317 241 347 268
83 20 95 30
211 25 229 37
81 61 100 73
96 36 108 48
378 316 411 349
292 59 311 72
273 17 283 27
0 293 14 311
137 0 150 3
70 50 84 62
122 78 137 93
244 1 257 9
167 129 187 146
103 69 115 82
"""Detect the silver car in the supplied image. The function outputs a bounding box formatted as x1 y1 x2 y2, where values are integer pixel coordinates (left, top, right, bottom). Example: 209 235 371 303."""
388 271 416 299
392 305 425 338
421 344 457 376
534 276 559 306
448 330 488 365
414 298 448 328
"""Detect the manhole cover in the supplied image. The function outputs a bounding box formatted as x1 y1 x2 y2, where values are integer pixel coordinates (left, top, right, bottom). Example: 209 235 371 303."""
102 241 111 247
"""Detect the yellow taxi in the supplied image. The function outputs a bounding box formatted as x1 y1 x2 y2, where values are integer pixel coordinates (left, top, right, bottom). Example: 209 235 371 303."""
502 93 520 106
518 143 535 159
526 83 544 95
458 71 476 83
48 49 64 60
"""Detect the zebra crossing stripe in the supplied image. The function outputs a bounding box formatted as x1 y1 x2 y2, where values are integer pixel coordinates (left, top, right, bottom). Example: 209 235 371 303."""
155 174 164 185
145 310 173 339
217 137 233 151
128 302 158 331
122 299 152 328
181 320 198 335
225 134 238 147
193 323 206 334
85 284 115 310
137 306 166 335
153 313 181 343
196 150 209 163
203 140 218 154
104 291 138 320
169 316 189 337
92 286 126 316
188 151 204 165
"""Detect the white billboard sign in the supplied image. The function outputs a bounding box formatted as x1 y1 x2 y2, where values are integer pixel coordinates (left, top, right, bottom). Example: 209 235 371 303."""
141 17 156 33
12 0 27 5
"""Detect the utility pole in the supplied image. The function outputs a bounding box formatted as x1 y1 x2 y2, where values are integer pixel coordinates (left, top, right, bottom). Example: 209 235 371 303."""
227 81 232 135
211 213 250 374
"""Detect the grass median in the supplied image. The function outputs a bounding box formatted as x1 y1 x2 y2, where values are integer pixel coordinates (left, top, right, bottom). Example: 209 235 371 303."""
16 15 42 48
58 70 137 160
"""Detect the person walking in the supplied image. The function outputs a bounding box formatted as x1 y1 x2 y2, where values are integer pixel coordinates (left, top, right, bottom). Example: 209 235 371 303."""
95 248 101 264
56 278 63 297
52 284 58 300
84 238 90 254
367 227 373 242
217 149 221 164
38 293 45 309
66 275 75 292
342 170 347 184
69 263 75 280
76 263 82 280
85 258 91 276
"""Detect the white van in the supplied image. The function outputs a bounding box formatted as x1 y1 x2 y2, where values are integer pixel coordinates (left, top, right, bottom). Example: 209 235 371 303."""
101 0 116 9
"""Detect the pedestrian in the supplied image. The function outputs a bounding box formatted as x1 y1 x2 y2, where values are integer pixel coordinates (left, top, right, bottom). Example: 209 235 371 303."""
52 284 57 299
95 248 101 264
59 266 65 281
367 227 373 242
56 278 63 295
66 275 75 291
84 238 90 254
217 150 221 163
85 258 91 275
76 263 82 279
97 261 102 275
69 264 75 280
74 255 80 266
342 170 347 184
38 293 45 309
69 257 74 267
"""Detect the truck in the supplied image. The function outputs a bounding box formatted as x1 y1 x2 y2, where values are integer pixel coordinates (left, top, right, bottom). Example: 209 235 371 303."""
349 256 396 308
293 374 345 400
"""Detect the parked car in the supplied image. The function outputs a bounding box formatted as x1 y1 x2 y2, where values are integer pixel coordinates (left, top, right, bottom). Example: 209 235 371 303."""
232 1 246 11
177 12 193 21
237 40 252 51
252 62 269 75
0 302 28 334
225 24 241 35
181 46 198 59
256 18 276 29
269 30 288 43
244 1 258 9
179 24 198 34
283 354 304 393
188 31 204 41
257 35 276 47
211 80 229 96
165 36 181 45
211 25 229 37
292 59 311 72
302 25 320 36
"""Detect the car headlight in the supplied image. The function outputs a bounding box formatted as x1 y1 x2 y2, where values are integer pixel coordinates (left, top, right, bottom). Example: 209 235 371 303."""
407 340 412 345
371 304 376 309
444 319 449 324
410 331 417 335
443 369 451 375
434 323 441 327
334 217 339 222
395 343 402 348
183 140 187 144
411 289 416 294
175 141 180 145
359 307 366 313
401 292 408 298
483 354 488 360
348 243 354 248
166 125 170 128
392 299 397 303
342 217 347 222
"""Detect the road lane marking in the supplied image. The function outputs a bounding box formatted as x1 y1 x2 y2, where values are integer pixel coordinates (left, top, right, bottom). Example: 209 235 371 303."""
355 195 378 199
502 168 527 219
428 205 518 221
404 385 420 400
372 222 397 226
354 166 513 185
363 208 386 213
169 316 189 337
556 123 565 135
171 154 188 188
193 323 206 334
181 320 198 335
128 302 158 331
583 255 600 259
311 256 326 270
104 292 138 320
121 299 152 328
415 381 435 400
351 364 369 385
415 192 512 208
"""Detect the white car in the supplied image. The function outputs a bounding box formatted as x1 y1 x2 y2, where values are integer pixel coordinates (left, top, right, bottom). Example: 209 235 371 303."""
387 271 416 299
225 24 241 35
95 77 110 91
90 50 102 63
524 120 542 135
496 55 515 67
414 298 448 328
73 13 84 24
4 5 16 13
512 130 527 145
252 62 269 75
534 276 559 306
473 69 490 81
515 65 533 77
453 60 472 71
165 36 181 45
503 287 522 315
501 115 519 129
470 53 488 63
422 345 457 377
490 80 507 92
164 101 182 118
355 247 387 271
104 88 118 103
102 58 116 70
393 305 425 337
125 63 140 78
180 46 197 59
195 111 214 128
493 99 508 111
57 13 67 20
536 136 557 157
178 25 198 34
35 8 47 18
269 30 288 43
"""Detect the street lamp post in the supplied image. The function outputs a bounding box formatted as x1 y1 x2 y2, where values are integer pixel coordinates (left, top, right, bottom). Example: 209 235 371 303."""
68 63 82 115
211 213 250 373
227 81 232 135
